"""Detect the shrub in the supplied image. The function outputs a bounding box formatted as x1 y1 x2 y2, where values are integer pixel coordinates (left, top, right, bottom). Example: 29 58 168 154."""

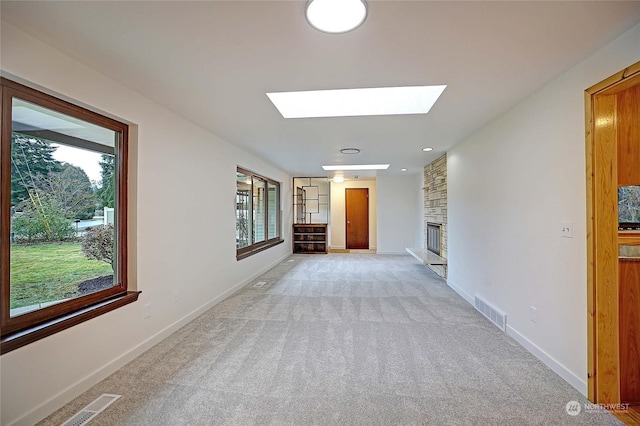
11 195 74 242
81 224 114 266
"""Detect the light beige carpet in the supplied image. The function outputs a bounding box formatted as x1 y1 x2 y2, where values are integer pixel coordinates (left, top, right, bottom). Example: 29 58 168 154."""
40 254 621 425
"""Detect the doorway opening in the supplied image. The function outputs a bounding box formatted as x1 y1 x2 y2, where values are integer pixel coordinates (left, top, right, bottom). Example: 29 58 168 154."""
586 61 640 406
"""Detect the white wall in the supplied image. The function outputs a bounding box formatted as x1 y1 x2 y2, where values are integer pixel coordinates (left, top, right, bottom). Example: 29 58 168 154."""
329 179 377 250
447 23 640 396
0 23 293 425
377 174 422 254
417 171 425 248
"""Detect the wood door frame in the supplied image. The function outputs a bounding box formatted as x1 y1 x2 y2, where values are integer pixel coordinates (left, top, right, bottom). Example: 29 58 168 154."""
586 61 640 403
345 188 369 249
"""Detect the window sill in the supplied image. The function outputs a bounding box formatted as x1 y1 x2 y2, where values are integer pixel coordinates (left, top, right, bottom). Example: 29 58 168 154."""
1 291 141 355
236 238 284 261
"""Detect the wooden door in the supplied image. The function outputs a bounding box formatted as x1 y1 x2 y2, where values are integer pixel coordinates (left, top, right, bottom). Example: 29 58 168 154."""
586 61 640 404
617 78 640 406
620 258 640 404
345 188 369 249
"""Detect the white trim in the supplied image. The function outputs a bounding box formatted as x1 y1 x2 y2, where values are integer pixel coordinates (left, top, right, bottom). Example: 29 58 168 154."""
446 279 587 396
506 325 587 396
8 253 292 426
446 279 474 305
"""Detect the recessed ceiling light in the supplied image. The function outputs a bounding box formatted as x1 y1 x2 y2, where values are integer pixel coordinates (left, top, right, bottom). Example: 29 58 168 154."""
340 148 361 154
305 0 368 34
322 164 390 171
267 85 447 119
422 147 433 152
400 168 408 172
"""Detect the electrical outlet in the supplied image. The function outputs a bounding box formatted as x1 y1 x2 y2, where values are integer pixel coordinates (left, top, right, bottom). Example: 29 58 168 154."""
530 306 537 323
144 303 151 319
561 221 573 238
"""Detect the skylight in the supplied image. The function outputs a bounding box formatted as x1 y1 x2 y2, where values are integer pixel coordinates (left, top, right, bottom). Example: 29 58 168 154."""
322 164 389 171
267 85 446 118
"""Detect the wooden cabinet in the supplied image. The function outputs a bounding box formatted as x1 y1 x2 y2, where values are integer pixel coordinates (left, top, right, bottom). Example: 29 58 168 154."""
293 224 327 254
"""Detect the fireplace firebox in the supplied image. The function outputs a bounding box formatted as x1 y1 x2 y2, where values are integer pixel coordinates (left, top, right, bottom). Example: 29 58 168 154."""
427 223 442 256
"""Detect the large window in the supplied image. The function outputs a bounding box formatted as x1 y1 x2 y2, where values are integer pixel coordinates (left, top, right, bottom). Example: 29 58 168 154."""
236 167 282 259
1 78 138 353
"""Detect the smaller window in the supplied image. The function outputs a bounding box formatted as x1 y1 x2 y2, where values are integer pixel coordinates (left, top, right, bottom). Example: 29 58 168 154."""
252 178 266 244
236 168 282 259
267 182 278 240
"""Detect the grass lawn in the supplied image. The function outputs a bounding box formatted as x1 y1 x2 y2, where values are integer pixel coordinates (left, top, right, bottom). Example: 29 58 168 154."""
10 242 113 310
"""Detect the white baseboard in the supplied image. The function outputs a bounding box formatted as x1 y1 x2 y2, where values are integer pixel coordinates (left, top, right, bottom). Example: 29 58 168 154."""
506 325 587 396
446 279 474 305
446 280 586 396
10 253 292 426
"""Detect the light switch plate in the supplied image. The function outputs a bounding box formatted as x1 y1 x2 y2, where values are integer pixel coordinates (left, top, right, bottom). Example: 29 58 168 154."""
561 221 573 238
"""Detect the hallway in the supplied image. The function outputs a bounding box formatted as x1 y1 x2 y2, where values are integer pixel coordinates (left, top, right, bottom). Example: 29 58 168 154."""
41 254 619 425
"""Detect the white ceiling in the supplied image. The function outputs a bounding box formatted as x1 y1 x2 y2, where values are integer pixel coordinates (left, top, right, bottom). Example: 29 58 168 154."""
2 1 639 178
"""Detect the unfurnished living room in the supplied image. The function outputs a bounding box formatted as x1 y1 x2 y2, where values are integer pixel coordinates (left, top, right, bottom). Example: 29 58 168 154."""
1 1 640 425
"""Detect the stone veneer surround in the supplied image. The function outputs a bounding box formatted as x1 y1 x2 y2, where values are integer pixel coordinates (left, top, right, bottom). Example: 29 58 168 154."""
424 154 447 278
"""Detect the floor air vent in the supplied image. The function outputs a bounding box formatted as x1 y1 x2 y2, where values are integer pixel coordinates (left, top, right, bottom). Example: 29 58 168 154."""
474 295 507 332
62 394 121 426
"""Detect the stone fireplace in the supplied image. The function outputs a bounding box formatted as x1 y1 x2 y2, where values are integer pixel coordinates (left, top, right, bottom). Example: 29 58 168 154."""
424 154 447 278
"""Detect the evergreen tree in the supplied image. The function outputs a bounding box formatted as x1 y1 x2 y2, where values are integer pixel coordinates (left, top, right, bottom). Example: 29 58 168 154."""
11 133 62 205
97 154 115 208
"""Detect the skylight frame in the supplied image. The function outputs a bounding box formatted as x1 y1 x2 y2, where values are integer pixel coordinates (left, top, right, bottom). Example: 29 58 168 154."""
322 164 389 171
267 85 446 119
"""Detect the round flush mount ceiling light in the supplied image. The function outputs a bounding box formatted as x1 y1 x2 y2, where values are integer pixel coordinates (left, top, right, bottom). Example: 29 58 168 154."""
340 148 361 154
306 0 368 34
422 147 433 152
